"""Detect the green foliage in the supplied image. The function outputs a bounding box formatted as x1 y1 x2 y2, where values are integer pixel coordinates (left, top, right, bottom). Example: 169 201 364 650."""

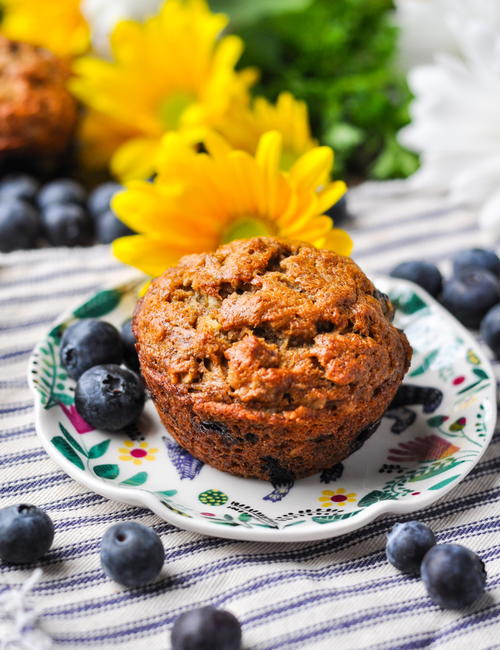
219 0 417 180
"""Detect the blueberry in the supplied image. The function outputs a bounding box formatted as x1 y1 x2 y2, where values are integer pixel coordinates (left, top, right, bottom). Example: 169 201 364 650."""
441 270 500 328
96 210 134 244
60 319 123 380
0 504 54 564
0 200 40 252
386 521 436 574
453 248 500 278
88 182 123 218
75 364 144 431
480 304 500 358
171 606 242 650
421 544 486 609
100 522 164 587
38 179 86 208
0 174 39 202
325 194 350 226
121 318 140 372
390 261 443 297
42 203 93 247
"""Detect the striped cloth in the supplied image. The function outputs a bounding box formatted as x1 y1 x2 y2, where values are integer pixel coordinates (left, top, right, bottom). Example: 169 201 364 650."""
0 192 499 650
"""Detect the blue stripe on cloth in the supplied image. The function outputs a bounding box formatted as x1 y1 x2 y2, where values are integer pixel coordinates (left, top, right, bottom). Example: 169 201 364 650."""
0 263 121 290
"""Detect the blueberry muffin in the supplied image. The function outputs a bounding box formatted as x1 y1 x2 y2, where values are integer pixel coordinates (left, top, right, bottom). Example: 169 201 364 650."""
133 237 412 481
0 37 77 172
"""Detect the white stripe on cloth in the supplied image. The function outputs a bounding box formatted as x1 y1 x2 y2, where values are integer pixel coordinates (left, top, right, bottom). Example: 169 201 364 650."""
0 199 499 650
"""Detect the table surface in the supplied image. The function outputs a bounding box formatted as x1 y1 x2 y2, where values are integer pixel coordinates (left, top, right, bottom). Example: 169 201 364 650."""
0 192 499 650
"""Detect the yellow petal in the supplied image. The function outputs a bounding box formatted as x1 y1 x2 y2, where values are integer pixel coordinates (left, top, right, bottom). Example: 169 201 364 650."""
111 137 161 182
289 147 333 194
321 228 353 256
124 441 134 448
113 235 192 277
317 181 347 214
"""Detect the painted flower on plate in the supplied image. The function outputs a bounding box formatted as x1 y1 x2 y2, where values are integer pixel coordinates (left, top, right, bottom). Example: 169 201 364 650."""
318 488 357 508
119 440 159 465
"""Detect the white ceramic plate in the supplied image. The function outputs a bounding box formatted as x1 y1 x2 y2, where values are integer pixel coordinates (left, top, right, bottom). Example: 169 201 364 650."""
28 276 496 542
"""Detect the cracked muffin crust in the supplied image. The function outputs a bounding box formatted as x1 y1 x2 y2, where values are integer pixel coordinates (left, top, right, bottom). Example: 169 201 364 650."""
133 237 412 480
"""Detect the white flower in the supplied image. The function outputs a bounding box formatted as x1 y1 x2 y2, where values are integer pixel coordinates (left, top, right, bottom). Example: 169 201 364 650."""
81 0 164 56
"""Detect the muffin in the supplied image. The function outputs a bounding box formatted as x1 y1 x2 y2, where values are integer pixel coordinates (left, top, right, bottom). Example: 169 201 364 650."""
0 37 77 172
133 237 412 481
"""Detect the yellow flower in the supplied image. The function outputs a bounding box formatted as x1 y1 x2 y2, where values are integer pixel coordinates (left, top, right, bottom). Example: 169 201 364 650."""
71 0 256 181
112 129 351 277
118 440 159 466
1 0 89 58
219 92 317 170
318 488 357 508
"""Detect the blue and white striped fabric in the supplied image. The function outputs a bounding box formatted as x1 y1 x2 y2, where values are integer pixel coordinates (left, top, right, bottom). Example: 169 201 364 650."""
1 192 499 649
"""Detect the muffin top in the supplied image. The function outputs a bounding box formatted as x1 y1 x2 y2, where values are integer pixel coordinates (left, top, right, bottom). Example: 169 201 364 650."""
134 237 411 413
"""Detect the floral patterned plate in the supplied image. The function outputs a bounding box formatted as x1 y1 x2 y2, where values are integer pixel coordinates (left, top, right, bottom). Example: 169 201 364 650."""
28 276 496 542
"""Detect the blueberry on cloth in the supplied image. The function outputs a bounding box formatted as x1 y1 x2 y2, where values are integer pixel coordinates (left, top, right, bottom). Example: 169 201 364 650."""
100 522 164 587
121 318 140 372
171 606 242 650
38 178 86 208
441 269 500 328
421 544 486 609
0 200 40 252
41 203 93 247
96 210 134 244
60 319 123 380
0 174 39 203
88 182 122 218
390 261 443 297
0 504 54 564
452 248 500 278
75 364 144 431
386 521 436 574
480 303 500 358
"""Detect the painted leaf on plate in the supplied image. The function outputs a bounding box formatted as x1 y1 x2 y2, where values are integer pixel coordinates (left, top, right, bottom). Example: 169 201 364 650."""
93 464 119 479
59 423 87 457
51 436 84 470
88 439 111 459
121 472 148 486
73 289 122 319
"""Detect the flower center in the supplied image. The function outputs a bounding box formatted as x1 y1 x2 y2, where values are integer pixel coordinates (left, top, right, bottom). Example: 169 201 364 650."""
158 91 195 130
130 448 148 458
221 217 275 244
331 494 347 503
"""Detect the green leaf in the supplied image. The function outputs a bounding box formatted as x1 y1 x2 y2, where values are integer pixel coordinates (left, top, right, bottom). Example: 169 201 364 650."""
409 460 465 482
238 513 252 522
473 368 488 380
427 415 448 428
93 464 119 479
73 289 122 319
393 292 427 315
428 474 461 490
53 392 74 406
120 471 148 486
409 349 439 377
59 423 87 456
156 489 178 497
88 439 111 459
51 436 84 470
48 324 64 341
358 490 387 507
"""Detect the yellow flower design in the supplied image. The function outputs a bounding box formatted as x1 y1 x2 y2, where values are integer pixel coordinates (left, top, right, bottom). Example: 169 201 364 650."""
112 129 351 277
1 0 89 58
118 440 159 466
219 92 317 170
71 0 256 181
318 488 357 508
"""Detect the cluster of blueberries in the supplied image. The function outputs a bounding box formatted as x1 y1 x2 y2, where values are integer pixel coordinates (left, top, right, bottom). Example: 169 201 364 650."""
0 174 134 252
391 248 500 357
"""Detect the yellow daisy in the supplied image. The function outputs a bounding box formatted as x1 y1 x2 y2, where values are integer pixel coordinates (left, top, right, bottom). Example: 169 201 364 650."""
318 488 357 508
219 92 317 170
70 0 256 181
1 0 89 58
118 440 159 466
112 129 351 277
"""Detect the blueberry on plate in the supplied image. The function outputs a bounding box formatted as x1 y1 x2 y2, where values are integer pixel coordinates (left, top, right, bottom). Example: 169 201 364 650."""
88 182 122 218
0 174 39 203
0 504 54 564
480 304 500 358
101 522 164 587
421 543 486 609
96 210 134 244
38 178 86 208
0 200 40 252
325 194 350 226
171 606 242 650
121 318 140 372
452 248 500 278
386 521 436 574
441 269 500 328
60 319 123 380
41 203 93 247
390 261 443 297
75 364 145 431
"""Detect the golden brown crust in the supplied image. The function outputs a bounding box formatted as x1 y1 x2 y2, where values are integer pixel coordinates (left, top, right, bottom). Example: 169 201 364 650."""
0 37 77 168
134 237 412 480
